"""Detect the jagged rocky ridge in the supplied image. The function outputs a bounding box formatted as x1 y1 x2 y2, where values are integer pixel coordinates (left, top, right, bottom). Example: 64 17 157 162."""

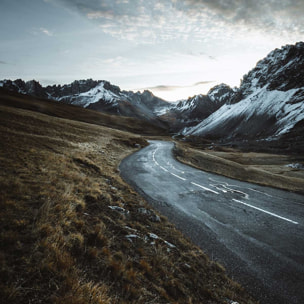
165 84 236 132
1 42 303 145
182 42 304 140
0 78 170 128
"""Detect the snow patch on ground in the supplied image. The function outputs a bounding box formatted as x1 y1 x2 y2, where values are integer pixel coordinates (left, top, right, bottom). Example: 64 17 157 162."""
125 234 140 240
285 163 304 170
148 233 159 240
108 205 128 214
124 230 176 249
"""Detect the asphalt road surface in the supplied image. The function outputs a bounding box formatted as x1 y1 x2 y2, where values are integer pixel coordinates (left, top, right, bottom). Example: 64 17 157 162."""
119 141 304 304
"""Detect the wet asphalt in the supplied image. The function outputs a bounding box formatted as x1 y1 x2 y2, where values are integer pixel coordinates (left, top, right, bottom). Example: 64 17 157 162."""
119 140 304 304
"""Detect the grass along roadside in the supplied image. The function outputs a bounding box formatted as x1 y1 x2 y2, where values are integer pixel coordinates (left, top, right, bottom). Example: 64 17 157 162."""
0 99 257 303
173 142 304 194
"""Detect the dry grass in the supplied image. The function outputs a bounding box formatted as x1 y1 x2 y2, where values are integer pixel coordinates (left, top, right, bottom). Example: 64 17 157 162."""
0 87 168 136
174 142 304 194
0 90 257 304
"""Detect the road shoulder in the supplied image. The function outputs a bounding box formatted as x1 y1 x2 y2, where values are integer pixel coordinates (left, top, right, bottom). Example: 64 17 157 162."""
173 142 304 194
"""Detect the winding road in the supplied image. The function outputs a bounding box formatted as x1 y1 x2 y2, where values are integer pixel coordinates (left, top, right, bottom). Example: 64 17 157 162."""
119 140 304 304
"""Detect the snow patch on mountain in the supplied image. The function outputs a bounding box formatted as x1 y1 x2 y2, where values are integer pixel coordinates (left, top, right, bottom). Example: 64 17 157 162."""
240 41 304 97
176 95 202 112
153 104 172 115
207 84 235 104
1 42 303 141
184 85 304 138
60 82 121 108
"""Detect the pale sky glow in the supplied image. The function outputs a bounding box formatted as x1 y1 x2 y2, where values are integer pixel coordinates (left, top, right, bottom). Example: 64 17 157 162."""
0 0 303 101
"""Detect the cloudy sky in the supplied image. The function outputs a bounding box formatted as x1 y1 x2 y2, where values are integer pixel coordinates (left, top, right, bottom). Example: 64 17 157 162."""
0 0 303 101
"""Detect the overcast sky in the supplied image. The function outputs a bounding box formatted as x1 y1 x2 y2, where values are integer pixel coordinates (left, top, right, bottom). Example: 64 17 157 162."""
0 0 303 101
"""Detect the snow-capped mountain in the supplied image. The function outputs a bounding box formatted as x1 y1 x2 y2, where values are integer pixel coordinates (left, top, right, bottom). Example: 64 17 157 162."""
84 86 172 124
0 78 170 128
48 80 125 109
163 84 235 131
1 42 303 144
182 42 304 140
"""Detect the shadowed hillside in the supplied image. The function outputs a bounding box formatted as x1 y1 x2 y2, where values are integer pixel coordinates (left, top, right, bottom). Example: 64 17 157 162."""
0 90 257 303
0 88 169 136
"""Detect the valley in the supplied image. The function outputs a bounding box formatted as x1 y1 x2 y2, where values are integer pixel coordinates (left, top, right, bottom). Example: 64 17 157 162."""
1 42 303 151
0 89 257 304
1 41 304 304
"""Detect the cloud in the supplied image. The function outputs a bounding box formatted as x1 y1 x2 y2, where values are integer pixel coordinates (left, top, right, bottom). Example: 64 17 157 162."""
194 81 215 86
183 0 304 31
40 27 54 36
143 85 184 92
101 56 129 67
51 0 304 42
140 81 215 92
137 80 218 100
0 61 7 64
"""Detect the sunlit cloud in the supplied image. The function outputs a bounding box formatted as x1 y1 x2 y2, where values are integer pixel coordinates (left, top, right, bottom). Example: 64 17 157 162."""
137 81 217 101
141 81 215 92
52 0 304 43
40 27 54 36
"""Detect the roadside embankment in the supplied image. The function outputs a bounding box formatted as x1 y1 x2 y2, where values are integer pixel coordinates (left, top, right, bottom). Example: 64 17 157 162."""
173 142 304 194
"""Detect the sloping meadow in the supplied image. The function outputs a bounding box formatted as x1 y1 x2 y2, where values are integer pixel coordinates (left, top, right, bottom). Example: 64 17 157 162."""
0 95 257 303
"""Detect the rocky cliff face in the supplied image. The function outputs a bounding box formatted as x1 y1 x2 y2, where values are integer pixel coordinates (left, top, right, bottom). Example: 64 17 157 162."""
242 42 304 93
0 79 47 99
183 42 304 141
45 79 104 98
162 84 234 131
223 42 304 105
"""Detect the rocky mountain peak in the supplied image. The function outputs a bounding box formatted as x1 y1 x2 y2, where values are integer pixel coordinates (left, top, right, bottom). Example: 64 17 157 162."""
240 41 304 98
142 90 155 97
0 42 303 143
24 80 46 98
183 42 304 141
0 79 47 98
45 79 104 97
207 83 235 104
102 81 121 95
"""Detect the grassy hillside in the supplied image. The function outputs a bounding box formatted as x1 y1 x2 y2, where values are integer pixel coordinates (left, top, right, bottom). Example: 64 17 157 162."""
0 88 168 136
173 142 304 194
0 90 257 303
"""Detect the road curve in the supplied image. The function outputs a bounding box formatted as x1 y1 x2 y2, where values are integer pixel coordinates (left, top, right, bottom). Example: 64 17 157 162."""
119 140 304 304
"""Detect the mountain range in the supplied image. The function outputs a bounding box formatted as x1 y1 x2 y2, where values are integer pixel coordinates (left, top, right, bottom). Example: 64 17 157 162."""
1 42 303 149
